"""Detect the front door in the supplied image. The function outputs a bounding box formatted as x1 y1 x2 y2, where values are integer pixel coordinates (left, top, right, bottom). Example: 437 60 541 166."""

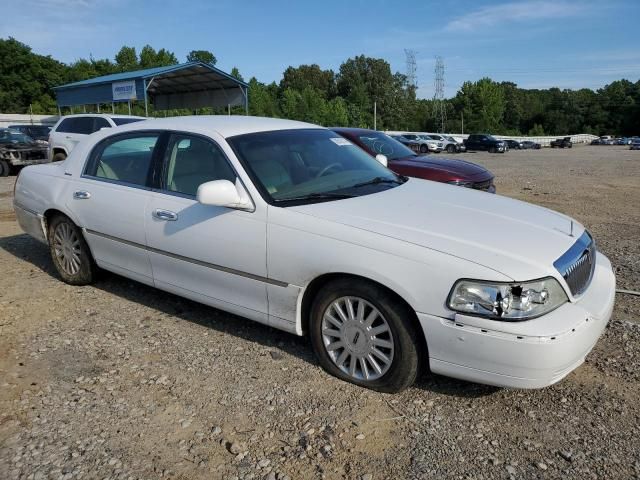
144 132 269 323
67 132 160 285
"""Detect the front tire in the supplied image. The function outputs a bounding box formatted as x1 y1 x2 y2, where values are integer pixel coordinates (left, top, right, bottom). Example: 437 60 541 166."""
309 279 421 393
447 144 456 153
0 160 9 177
489 146 496 153
419 144 428 153
48 214 97 285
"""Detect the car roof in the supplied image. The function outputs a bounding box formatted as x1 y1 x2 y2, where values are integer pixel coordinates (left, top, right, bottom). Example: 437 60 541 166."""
58 113 146 119
108 115 322 138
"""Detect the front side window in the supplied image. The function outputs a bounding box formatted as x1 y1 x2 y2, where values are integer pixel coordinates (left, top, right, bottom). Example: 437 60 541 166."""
163 134 236 196
86 134 159 186
228 129 404 204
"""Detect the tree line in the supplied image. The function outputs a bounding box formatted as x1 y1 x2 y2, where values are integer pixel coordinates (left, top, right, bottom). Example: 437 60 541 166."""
1 37 638 136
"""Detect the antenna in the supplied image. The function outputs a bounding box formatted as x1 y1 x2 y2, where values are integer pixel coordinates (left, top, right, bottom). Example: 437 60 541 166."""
405 49 417 91
433 55 447 133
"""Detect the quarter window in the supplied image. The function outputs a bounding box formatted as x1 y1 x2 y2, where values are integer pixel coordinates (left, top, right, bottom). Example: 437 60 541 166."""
163 134 236 196
87 134 159 186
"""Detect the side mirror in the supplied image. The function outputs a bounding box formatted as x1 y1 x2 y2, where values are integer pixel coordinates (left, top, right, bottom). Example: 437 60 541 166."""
375 154 388 167
196 179 254 211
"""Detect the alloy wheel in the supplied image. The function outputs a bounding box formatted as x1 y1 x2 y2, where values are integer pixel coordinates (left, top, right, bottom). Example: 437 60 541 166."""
52 222 82 275
321 296 394 381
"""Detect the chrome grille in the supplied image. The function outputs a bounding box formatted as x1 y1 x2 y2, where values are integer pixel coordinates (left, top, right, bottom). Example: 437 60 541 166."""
553 231 596 296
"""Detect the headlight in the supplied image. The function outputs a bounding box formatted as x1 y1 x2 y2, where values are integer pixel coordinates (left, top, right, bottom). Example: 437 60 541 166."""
447 277 567 321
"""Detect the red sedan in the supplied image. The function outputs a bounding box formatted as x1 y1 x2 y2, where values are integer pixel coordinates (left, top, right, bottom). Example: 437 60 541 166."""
332 127 496 193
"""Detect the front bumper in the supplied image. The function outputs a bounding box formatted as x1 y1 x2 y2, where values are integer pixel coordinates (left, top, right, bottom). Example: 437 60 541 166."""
418 252 615 388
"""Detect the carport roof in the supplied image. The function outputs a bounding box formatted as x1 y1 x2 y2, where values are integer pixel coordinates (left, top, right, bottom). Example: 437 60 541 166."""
53 61 249 91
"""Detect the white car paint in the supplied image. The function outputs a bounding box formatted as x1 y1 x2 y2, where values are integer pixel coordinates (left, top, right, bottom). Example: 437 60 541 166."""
48 113 145 161
13 115 616 389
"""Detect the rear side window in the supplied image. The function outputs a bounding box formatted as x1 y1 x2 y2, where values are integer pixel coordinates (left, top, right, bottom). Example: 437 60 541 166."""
86 134 159 187
56 117 94 134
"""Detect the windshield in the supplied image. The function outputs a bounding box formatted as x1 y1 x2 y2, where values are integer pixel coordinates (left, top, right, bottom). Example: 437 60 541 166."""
355 131 416 160
228 129 404 204
0 129 34 143
112 118 144 126
486 135 498 141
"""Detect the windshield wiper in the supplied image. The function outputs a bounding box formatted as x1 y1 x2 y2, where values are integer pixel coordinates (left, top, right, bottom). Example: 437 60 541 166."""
276 192 356 202
351 176 405 188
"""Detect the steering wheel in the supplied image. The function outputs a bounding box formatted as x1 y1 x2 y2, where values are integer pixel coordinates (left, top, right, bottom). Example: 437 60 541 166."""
316 162 343 178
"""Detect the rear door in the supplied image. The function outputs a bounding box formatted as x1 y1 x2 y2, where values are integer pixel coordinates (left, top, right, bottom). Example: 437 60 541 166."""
55 117 94 153
67 131 162 285
144 132 269 323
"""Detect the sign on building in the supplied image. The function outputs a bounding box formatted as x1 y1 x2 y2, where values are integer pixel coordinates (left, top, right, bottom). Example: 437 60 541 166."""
112 81 137 101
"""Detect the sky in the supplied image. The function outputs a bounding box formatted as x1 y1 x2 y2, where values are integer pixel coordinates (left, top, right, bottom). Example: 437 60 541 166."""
3 0 640 98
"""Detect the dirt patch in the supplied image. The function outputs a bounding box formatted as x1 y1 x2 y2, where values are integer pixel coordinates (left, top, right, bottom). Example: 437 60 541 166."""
0 147 639 480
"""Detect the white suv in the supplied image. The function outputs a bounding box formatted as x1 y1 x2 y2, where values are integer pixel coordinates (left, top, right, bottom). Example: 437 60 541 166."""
48 114 145 162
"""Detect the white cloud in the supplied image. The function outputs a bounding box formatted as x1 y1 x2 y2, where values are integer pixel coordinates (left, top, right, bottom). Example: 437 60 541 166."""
445 1 587 32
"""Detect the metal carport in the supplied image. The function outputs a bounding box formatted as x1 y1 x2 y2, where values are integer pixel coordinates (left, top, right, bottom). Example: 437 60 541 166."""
53 62 249 116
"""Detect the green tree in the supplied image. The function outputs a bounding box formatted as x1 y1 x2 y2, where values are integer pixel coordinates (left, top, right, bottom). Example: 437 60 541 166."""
230 67 244 82
0 37 66 113
455 78 505 132
280 64 335 98
139 45 178 68
187 49 217 65
114 46 138 71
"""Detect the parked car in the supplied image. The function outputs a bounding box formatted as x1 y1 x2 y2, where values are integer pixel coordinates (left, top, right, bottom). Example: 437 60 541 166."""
0 128 48 176
388 134 422 154
422 133 465 153
590 139 602 145
630 139 640 150
13 116 616 392
8 124 52 144
464 134 506 153
550 137 572 148
331 128 494 192
48 114 145 162
444 135 467 152
615 137 631 145
521 140 542 149
504 139 523 150
400 133 441 153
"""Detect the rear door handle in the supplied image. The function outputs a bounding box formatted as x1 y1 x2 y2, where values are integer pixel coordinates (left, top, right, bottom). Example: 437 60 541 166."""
73 191 91 199
153 209 178 221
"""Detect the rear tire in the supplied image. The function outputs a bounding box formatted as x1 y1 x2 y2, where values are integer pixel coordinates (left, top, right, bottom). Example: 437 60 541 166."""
0 160 9 177
53 152 67 162
47 214 97 285
447 144 455 153
419 144 428 153
309 279 421 393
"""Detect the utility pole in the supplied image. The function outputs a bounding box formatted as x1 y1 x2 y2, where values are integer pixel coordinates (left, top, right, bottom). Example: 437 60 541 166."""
373 101 377 130
433 56 447 133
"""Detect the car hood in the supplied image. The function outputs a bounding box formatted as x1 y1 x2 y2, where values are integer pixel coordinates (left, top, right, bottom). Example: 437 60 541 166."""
290 178 581 281
391 155 490 178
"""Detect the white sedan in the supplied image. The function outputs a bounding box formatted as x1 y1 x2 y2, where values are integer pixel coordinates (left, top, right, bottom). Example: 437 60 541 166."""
13 116 616 392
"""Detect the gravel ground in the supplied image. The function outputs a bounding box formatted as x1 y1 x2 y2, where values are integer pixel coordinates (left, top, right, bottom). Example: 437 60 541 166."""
0 145 639 480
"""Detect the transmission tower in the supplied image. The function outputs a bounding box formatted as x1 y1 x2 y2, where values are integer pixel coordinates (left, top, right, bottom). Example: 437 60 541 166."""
405 49 417 90
433 56 447 133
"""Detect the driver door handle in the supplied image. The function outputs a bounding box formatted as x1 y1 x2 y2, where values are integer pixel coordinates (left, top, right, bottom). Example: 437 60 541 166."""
153 209 178 221
73 191 91 199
